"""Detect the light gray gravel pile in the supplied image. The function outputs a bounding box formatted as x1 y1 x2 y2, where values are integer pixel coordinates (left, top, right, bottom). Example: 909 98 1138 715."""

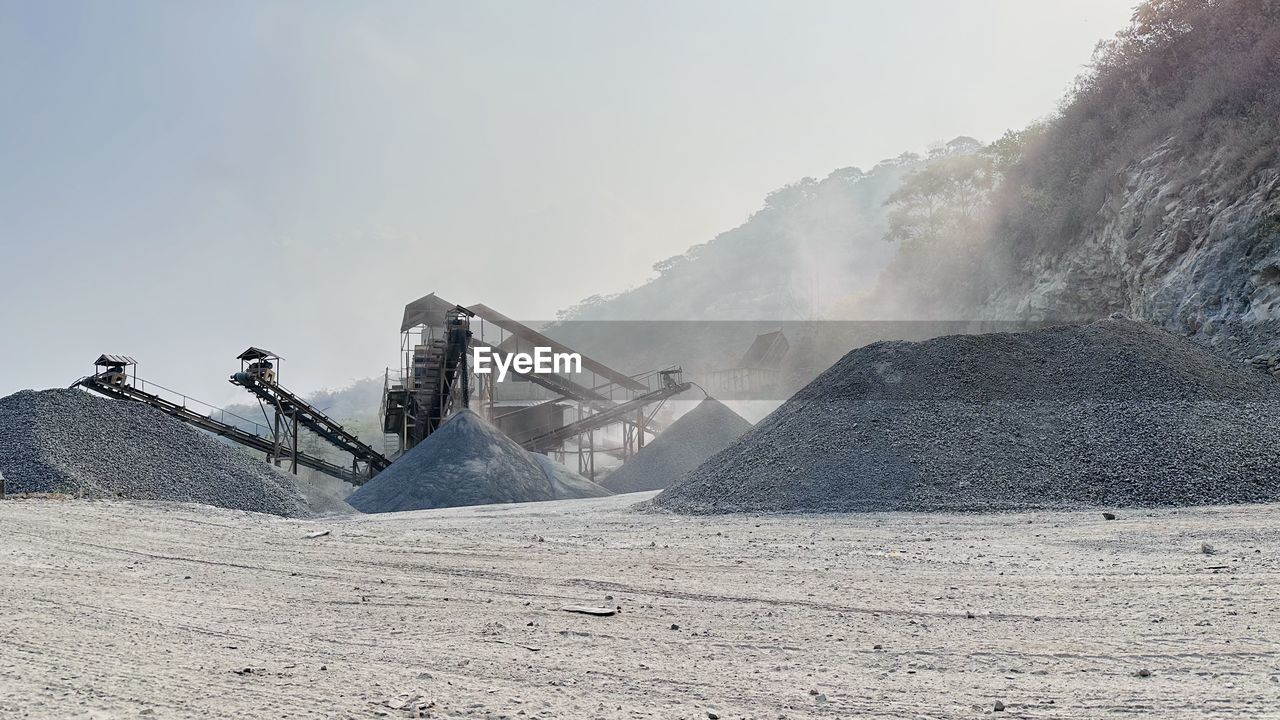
603 397 753 494
530 453 614 500
0 389 347 518
653 319 1280 514
284 475 360 517
349 410 610 513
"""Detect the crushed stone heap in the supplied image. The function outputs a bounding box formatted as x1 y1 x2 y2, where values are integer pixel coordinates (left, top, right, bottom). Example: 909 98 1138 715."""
0 389 348 518
349 409 610 513
603 397 753 494
653 319 1280 514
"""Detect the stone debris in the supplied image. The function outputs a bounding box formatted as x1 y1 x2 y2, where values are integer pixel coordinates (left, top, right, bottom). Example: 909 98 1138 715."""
602 397 753 494
654 319 1280 514
530 453 614 501
349 410 609 513
1244 353 1280 377
0 388 350 518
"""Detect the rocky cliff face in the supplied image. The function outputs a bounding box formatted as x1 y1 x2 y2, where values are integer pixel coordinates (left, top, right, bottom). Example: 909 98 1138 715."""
982 138 1280 359
968 0 1280 359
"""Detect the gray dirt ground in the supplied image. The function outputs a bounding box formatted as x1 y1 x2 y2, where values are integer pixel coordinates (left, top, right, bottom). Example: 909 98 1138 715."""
2 494 1279 719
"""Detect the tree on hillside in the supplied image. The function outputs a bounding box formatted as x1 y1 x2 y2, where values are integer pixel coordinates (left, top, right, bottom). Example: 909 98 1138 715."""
883 153 996 251
996 0 1280 260
869 145 1008 316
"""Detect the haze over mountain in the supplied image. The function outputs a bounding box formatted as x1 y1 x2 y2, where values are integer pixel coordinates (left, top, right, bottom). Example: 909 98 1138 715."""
861 0 1280 359
558 150 928 322
565 0 1280 363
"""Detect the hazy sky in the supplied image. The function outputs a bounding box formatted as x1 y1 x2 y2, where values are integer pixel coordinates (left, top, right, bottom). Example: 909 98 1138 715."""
0 0 1136 403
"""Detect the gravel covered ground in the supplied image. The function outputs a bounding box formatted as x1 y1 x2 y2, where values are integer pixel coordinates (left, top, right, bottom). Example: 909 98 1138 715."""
350 410 609 513
1 494 1279 718
655 319 1280 514
603 397 753 494
0 389 346 518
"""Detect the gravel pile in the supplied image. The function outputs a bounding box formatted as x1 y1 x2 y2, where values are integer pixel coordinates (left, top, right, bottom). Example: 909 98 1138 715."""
349 410 610 513
603 397 753 494
530 454 615 500
0 389 348 518
653 319 1280 514
285 475 360 517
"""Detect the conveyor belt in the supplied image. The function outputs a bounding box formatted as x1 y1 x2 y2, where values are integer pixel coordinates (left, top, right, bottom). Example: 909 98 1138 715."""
229 373 392 472
466 303 647 392
76 375 366 483
470 340 613 407
523 382 692 452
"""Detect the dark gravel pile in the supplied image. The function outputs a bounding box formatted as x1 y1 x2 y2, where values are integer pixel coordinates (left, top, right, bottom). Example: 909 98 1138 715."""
603 397 753 494
0 389 341 517
349 410 610 513
653 319 1280 514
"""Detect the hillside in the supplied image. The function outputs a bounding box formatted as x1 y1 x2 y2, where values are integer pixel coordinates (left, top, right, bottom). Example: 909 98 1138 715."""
851 0 1280 358
983 0 1280 355
555 0 1280 368
557 150 945 321
545 142 982 387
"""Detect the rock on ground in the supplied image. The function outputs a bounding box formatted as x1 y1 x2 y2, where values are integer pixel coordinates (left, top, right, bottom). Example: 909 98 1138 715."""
349 409 609 513
654 318 1280 514
603 397 753 494
0 388 344 518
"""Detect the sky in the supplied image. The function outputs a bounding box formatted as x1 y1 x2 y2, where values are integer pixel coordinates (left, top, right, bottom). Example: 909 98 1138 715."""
0 0 1137 403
